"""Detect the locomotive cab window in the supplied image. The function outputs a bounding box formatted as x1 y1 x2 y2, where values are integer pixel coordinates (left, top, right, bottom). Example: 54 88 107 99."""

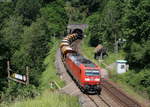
85 69 100 76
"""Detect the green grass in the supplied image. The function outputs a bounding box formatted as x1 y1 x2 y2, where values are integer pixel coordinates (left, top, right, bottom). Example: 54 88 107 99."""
39 39 64 90
103 50 125 65
8 90 80 107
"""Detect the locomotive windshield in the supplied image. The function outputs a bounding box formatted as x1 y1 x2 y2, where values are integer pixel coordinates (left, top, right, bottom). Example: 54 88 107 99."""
85 69 100 76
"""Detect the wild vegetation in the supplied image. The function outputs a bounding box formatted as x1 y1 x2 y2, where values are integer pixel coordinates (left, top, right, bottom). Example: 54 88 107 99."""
0 0 76 106
0 0 150 106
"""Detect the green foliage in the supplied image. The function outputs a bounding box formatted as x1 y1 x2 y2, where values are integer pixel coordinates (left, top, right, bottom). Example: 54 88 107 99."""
0 35 9 77
0 0 68 104
0 15 24 91
12 18 48 68
0 0 149 105
86 0 123 50
1 82 38 103
125 41 150 69
85 13 103 47
15 0 42 25
65 2 86 23
84 0 150 70
9 90 80 107
122 0 150 70
9 18 49 87
40 2 68 36
117 69 150 98
0 2 14 29
122 0 150 43
65 0 107 23
66 0 106 14
0 2 21 89
2 16 24 56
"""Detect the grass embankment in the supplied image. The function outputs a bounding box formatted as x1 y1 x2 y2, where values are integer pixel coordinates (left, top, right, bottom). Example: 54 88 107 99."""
9 90 79 107
39 39 64 89
81 39 148 104
8 38 80 107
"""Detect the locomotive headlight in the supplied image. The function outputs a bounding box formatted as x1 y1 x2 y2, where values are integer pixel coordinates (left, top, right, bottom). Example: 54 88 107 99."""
95 78 100 81
85 78 90 81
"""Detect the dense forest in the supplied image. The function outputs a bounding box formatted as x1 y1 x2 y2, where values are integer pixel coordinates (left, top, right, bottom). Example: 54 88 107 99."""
0 0 68 104
0 0 150 105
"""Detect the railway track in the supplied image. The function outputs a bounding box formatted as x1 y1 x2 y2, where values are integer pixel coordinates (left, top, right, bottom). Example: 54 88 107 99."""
87 95 111 107
102 80 142 107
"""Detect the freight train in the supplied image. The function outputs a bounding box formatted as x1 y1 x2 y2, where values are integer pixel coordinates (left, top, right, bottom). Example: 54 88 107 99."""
60 30 102 94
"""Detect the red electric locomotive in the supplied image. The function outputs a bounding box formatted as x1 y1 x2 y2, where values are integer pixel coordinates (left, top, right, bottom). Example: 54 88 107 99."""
64 53 102 94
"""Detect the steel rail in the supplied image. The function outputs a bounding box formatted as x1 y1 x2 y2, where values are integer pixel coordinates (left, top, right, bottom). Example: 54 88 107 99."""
87 95 99 107
102 81 142 107
98 95 111 107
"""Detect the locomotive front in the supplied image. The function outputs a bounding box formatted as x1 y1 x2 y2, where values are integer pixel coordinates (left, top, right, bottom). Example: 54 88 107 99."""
80 63 102 94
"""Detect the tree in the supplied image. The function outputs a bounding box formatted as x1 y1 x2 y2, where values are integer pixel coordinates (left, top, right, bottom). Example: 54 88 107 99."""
2 16 24 57
122 0 150 69
122 0 150 43
40 2 68 37
15 0 42 25
0 2 14 29
86 0 123 50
